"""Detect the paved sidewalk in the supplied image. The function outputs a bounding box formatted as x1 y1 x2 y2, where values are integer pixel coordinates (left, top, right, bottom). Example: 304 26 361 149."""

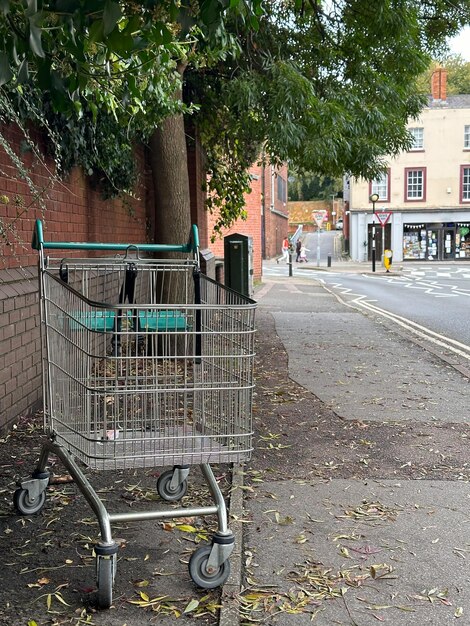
1 261 468 626
222 269 470 625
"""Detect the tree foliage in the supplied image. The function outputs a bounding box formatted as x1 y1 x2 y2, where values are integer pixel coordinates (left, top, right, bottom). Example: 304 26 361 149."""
0 0 263 212
1 0 470 236
288 171 341 202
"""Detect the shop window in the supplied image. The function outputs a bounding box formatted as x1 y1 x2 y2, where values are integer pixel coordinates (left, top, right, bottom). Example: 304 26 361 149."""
456 224 470 258
461 166 470 202
409 127 424 150
465 125 470 149
369 171 390 202
405 168 426 201
403 225 427 260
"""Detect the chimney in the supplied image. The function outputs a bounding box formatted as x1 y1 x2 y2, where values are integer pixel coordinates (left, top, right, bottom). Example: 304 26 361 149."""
431 67 447 102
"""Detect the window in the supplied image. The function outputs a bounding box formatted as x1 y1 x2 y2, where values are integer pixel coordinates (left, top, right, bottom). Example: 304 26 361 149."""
409 127 424 150
461 166 470 202
370 171 390 202
277 175 287 203
465 125 470 149
405 167 426 201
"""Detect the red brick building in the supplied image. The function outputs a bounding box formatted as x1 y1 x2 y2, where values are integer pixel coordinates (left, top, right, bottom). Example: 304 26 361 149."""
197 160 289 284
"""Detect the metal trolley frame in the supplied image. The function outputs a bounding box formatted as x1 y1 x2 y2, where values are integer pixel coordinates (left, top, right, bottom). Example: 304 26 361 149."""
14 220 256 607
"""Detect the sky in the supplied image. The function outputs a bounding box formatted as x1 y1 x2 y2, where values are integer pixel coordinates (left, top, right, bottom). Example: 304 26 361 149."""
447 27 470 60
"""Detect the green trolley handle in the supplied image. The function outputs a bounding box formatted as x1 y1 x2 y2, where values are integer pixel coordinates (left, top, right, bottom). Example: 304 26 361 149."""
32 219 199 254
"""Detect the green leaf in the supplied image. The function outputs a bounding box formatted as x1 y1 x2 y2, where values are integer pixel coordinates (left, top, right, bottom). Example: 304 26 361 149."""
73 100 83 118
17 58 29 84
29 22 45 58
200 0 222 27
8 37 19 65
184 599 199 613
103 0 122 36
121 15 141 37
107 28 133 55
169 0 179 21
89 102 98 123
0 0 10 15
0 52 13 86
249 14 259 30
88 19 104 43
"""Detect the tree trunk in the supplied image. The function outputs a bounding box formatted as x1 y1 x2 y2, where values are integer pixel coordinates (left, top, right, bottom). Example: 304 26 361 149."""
149 111 191 250
149 96 193 333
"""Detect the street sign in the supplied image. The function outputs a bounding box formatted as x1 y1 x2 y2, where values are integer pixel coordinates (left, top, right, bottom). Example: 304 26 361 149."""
376 211 392 226
313 211 326 228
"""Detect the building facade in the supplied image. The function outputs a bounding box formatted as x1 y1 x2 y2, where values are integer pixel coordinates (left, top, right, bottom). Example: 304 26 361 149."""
346 69 470 263
200 161 289 283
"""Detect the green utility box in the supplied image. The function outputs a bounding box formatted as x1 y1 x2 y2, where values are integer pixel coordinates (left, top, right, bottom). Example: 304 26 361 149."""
224 233 254 297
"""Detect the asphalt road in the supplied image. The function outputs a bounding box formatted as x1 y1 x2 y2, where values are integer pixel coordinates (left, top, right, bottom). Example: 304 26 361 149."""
298 229 337 264
272 231 470 348
313 269 470 347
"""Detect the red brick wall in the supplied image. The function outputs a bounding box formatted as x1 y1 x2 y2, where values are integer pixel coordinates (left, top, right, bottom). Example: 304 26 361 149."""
260 163 289 260
0 268 41 431
0 123 152 432
199 161 289 283
206 167 262 283
0 125 151 269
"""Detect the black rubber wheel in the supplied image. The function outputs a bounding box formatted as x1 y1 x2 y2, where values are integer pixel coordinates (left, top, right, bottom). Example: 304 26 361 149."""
96 556 114 609
188 545 231 589
13 488 46 515
157 470 188 502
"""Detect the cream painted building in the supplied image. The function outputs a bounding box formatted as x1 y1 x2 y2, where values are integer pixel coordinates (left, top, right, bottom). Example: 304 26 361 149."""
345 69 470 263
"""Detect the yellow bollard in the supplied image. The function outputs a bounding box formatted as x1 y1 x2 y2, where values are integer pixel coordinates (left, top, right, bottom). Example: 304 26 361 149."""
384 249 393 272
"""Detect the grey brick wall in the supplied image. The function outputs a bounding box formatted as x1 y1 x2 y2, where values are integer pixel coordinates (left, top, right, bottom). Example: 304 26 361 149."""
0 267 42 433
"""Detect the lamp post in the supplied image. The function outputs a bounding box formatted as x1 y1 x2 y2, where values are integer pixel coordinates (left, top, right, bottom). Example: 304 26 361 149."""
369 193 379 272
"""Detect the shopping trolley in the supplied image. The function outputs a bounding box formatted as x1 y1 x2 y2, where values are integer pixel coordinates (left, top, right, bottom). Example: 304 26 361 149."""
13 219 256 608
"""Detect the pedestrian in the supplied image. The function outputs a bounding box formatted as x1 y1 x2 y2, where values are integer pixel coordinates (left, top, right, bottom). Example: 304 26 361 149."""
295 239 302 262
277 236 290 264
299 244 310 263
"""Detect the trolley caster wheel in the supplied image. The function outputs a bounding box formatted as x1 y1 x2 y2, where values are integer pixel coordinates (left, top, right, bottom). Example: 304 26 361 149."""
157 470 188 502
96 556 115 609
13 487 46 515
189 545 231 589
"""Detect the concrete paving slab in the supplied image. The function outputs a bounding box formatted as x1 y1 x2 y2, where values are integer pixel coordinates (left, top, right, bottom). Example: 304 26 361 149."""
244 479 470 625
272 307 468 423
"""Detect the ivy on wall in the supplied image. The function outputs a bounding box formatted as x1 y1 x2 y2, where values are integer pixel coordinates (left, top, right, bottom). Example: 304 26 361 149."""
4 85 138 199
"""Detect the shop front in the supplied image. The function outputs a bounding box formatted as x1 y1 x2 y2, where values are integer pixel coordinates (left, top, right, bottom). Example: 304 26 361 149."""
403 223 470 261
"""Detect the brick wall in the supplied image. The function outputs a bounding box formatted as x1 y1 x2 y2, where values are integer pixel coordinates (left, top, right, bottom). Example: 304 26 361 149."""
263 162 289 260
0 267 41 430
0 123 153 433
206 168 263 283
200 162 289 283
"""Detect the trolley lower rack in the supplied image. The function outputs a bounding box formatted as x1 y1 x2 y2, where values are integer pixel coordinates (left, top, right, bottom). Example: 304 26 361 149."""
14 440 235 608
